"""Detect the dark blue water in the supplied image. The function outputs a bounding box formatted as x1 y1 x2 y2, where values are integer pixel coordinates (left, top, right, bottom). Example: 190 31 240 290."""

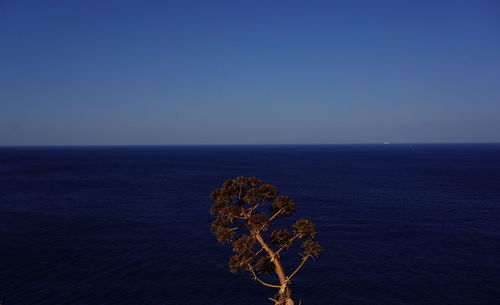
1 144 499 305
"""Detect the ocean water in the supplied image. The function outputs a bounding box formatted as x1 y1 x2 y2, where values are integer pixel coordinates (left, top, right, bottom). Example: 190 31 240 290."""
0 144 499 305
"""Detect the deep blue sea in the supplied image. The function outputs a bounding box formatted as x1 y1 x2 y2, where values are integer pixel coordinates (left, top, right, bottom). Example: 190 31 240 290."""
1 144 499 305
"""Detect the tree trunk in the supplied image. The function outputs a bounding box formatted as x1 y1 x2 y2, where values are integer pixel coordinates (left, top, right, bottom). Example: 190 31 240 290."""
281 286 294 305
254 232 296 305
254 233 287 281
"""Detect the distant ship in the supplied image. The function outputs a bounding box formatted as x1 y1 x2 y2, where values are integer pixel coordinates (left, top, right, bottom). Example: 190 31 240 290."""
383 141 392 144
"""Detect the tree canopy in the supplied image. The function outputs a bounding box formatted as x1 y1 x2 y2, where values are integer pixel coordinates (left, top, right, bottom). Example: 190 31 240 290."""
210 177 323 305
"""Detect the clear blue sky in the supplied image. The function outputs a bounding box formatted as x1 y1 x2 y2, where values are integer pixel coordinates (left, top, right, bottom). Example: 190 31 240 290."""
1 0 499 145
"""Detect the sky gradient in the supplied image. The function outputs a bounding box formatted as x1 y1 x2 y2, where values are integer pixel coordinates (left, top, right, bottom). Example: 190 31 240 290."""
1 0 499 145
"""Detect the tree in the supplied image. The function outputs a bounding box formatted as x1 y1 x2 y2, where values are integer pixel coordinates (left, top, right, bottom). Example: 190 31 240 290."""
209 177 323 305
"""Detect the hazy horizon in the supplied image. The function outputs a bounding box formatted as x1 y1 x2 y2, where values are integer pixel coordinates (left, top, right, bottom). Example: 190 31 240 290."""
2 0 499 145
1 141 499 148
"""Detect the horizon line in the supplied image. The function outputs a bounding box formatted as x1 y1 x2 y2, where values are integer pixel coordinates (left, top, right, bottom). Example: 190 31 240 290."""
1 141 499 148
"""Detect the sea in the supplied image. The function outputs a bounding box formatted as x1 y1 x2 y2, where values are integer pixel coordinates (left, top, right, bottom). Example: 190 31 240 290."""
0 144 499 305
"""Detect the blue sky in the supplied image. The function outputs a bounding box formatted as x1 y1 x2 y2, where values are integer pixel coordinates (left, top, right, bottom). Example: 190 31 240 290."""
1 0 499 145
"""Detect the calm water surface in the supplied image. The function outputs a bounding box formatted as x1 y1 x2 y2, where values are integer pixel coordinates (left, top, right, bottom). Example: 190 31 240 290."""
1 144 499 305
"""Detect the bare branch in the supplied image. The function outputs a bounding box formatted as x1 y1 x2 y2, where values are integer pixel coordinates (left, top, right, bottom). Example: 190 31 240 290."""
249 198 271 215
254 232 288 285
247 201 262 215
247 263 282 289
275 234 300 256
287 255 310 281
269 209 283 222
241 248 264 265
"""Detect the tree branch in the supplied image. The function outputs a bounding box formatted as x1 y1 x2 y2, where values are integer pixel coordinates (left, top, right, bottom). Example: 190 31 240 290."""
247 264 282 289
269 209 282 222
275 234 300 256
254 232 287 285
248 198 270 215
241 248 264 265
247 202 261 214
287 255 310 281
